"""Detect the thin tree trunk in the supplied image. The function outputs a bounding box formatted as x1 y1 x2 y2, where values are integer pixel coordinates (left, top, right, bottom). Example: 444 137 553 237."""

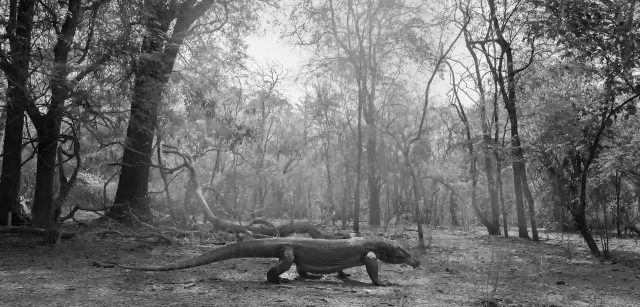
449 191 459 227
521 169 539 240
484 0 533 239
462 29 500 235
403 148 424 247
353 74 365 233
323 105 335 214
508 112 530 238
615 172 622 237
367 130 380 225
497 158 507 237
493 78 508 238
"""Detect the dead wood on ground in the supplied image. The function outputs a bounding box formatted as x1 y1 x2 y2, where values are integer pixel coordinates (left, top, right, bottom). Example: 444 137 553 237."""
161 145 350 240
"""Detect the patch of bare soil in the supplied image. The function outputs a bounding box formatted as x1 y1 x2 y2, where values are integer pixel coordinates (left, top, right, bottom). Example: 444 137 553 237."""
1 225 639 307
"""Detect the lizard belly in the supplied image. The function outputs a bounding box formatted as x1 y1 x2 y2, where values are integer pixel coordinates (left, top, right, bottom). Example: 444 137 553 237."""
296 254 365 274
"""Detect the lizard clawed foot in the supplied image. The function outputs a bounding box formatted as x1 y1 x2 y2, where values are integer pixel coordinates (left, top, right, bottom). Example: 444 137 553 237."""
299 273 323 280
337 271 351 279
372 280 388 286
270 277 291 284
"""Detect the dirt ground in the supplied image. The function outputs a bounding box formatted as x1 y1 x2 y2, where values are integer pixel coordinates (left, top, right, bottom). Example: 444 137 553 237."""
1 221 640 307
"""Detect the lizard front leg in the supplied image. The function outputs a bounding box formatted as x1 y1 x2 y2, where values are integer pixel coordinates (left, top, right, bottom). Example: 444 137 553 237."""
267 247 294 284
364 252 386 286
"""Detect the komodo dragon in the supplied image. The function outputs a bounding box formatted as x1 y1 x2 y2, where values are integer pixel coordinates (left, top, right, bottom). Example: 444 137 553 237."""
112 236 420 286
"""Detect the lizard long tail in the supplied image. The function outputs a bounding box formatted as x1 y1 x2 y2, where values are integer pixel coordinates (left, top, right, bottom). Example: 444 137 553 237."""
116 239 282 271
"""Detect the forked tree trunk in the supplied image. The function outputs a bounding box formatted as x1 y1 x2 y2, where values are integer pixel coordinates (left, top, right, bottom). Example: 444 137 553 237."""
521 170 539 240
30 0 82 232
483 0 535 239
111 0 218 218
506 111 530 239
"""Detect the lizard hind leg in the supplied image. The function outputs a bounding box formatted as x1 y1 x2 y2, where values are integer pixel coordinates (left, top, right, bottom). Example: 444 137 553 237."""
267 247 294 284
364 252 386 286
296 267 323 280
337 270 351 279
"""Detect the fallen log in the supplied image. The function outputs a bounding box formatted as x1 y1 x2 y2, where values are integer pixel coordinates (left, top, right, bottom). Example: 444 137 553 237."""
0 226 76 239
622 223 640 236
162 147 350 240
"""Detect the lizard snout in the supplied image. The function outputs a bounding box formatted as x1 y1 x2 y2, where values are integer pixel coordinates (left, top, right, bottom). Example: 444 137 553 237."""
406 257 421 268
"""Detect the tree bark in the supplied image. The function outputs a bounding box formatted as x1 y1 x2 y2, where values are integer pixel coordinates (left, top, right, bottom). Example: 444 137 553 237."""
521 168 539 240
110 7 171 217
462 27 500 235
449 191 459 227
353 80 364 233
509 120 530 239
480 102 500 235
574 190 601 256
30 0 82 232
0 0 37 226
484 0 532 239
451 63 497 234
111 0 218 218
492 85 508 237
0 92 27 226
366 127 380 225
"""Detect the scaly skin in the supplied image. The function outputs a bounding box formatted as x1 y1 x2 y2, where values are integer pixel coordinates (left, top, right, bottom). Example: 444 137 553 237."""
114 236 421 286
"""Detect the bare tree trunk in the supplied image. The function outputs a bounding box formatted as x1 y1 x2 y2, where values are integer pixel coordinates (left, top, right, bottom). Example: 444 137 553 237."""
0 0 36 226
480 102 500 235
111 0 218 219
403 149 424 247
449 191 459 227
353 76 365 233
367 130 380 226
481 0 534 239
521 170 539 240
0 88 27 226
30 0 84 234
510 138 530 238
492 82 508 237
497 158 508 237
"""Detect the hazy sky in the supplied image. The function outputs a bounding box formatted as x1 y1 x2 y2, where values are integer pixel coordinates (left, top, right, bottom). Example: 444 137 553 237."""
243 9 470 109
245 17 309 105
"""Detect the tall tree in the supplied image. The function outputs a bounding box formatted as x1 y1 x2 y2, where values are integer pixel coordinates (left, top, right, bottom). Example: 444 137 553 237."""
289 0 430 226
109 0 255 217
0 0 36 226
531 0 640 256
465 0 538 239
1 0 118 231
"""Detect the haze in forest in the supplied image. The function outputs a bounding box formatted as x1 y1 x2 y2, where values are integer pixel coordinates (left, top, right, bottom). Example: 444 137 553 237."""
0 2 639 305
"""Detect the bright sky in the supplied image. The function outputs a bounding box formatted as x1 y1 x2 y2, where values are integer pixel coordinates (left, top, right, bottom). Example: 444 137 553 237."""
243 10 472 109
245 26 309 105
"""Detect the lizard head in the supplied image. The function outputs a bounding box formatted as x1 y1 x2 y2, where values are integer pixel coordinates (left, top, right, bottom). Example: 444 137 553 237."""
375 239 421 268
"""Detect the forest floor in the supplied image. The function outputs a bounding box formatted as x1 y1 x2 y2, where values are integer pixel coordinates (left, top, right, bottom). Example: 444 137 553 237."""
1 218 640 307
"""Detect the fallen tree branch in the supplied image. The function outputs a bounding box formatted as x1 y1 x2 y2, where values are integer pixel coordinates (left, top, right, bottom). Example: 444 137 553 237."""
97 229 173 244
0 226 76 239
122 211 200 237
248 218 276 228
161 145 350 240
